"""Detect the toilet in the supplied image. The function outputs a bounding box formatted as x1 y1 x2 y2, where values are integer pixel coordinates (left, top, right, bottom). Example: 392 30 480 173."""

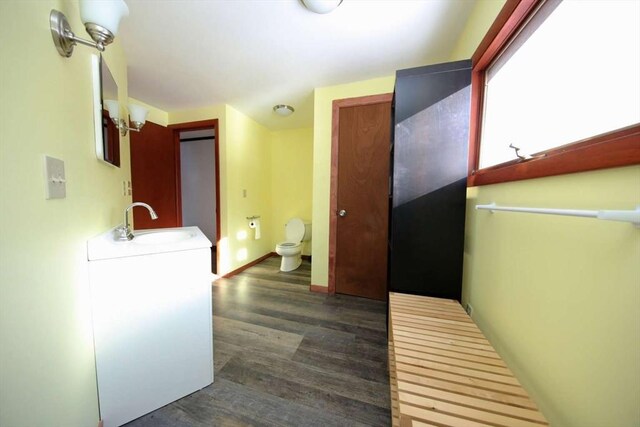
275 218 312 272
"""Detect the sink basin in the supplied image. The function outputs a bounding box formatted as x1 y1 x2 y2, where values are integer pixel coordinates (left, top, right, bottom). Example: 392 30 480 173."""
88 226 211 261
133 229 195 245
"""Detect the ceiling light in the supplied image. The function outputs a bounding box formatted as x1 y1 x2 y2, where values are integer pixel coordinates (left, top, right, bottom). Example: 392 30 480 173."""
301 0 343 14
50 0 129 58
273 105 295 117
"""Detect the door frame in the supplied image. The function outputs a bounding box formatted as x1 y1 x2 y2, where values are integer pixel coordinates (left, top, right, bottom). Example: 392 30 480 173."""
328 93 393 294
168 119 220 270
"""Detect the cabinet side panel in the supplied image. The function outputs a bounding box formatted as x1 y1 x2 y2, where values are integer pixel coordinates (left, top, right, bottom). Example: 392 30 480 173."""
390 65 472 300
89 249 213 427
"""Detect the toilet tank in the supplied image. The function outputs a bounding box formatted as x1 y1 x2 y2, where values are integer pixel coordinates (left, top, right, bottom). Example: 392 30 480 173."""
303 222 312 241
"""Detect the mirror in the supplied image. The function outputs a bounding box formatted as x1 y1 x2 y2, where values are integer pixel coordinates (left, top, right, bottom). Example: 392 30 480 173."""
91 54 120 167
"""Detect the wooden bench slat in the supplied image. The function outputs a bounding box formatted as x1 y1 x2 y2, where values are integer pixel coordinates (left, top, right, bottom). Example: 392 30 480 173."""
399 392 546 427
396 354 522 386
398 381 548 423
392 311 481 331
393 323 490 345
393 343 513 375
393 336 508 367
389 293 548 426
390 292 459 305
392 328 496 352
392 317 487 339
399 401 494 427
396 361 530 397
407 420 441 427
389 300 472 319
397 370 539 410
390 297 469 312
393 308 472 322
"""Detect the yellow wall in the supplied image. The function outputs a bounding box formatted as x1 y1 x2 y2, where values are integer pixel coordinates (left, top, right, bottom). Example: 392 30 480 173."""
454 2 640 425
169 105 226 126
129 97 169 127
310 76 395 287
270 128 313 255
449 0 506 61
167 105 276 274
464 167 640 426
0 1 132 425
221 106 274 272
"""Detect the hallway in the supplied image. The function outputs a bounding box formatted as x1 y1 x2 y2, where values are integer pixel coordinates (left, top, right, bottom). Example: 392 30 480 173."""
125 256 391 426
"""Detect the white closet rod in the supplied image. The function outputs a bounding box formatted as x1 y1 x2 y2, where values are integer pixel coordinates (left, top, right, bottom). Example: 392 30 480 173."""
475 203 640 227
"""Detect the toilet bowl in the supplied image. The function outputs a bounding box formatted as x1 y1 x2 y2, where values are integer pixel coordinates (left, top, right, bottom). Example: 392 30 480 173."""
275 218 311 272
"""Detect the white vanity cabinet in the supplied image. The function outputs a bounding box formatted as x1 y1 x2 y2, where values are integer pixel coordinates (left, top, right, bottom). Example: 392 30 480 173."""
87 227 213 427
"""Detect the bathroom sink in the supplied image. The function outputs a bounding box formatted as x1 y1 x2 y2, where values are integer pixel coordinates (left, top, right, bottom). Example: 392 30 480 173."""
88 226 211 261
133 229 195 245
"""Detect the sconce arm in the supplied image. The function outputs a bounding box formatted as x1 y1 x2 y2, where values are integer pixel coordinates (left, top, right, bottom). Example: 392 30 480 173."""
110 119 145 137
65 31 105 52
50 9 111 57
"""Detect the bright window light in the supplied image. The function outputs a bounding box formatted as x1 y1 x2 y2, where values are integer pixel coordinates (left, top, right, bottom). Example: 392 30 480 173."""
479 0 640 169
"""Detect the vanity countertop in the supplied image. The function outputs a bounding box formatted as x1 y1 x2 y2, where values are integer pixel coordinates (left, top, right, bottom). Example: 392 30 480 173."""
87 226 212 261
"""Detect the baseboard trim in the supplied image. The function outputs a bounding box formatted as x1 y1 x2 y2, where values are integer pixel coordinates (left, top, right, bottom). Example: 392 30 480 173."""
223 253 274 278
310 284 328 294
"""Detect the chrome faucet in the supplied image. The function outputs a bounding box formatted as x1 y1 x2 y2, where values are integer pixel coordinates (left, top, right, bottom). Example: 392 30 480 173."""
114 202 158 241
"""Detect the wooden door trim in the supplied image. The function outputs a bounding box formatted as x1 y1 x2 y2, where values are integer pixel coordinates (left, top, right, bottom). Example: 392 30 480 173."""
328 93 393 295
168 119 220 272
172 131 183 226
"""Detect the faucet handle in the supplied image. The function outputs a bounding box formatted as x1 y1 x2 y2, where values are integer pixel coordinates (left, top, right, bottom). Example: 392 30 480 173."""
114 224 132 241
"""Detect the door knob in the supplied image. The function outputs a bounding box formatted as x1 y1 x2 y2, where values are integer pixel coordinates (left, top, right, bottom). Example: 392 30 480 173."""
338 209 347 217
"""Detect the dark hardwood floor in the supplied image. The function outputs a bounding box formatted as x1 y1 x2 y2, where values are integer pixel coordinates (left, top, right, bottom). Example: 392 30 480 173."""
125 256 390 427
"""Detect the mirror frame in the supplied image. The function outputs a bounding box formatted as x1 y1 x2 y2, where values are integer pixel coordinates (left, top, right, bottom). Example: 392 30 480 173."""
91 54 120 167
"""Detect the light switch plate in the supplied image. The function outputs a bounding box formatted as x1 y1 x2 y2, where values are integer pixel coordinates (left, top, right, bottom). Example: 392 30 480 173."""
44 155 66 199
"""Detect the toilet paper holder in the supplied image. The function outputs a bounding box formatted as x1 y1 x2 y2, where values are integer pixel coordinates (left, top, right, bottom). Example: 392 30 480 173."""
247 215 261 229
247 216 261 240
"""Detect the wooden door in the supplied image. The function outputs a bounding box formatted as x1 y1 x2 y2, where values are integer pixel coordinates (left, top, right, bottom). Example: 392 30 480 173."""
130 122 180 229
332 96 391 301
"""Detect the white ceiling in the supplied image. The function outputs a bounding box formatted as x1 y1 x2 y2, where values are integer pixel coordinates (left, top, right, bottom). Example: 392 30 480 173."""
120 0 477 130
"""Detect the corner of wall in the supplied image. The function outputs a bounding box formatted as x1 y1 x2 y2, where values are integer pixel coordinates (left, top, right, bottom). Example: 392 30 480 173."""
449 0 506 61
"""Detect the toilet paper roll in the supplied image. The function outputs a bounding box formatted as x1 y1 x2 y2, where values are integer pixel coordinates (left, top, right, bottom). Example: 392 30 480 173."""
249 219 261 240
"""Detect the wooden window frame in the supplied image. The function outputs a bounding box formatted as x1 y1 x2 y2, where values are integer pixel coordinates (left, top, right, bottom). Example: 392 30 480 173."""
467 0 640 187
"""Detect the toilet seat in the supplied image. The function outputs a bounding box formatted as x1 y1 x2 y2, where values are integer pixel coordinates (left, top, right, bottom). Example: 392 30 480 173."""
277 241 301 248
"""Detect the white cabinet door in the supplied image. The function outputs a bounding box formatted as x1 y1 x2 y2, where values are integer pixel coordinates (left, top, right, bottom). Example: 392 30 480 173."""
89 248 213 427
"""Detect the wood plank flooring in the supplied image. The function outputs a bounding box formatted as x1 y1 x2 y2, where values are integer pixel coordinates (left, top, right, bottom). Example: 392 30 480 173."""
124 256 390 427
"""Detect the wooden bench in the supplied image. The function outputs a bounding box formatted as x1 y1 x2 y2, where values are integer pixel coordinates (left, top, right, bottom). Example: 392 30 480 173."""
388 292 548 427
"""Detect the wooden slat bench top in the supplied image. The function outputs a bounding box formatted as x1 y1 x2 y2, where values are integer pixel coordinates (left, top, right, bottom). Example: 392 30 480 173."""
388 292 548 427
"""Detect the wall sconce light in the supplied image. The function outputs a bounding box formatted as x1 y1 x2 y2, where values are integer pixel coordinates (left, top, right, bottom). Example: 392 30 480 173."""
104 100 149 136
273 105 295 117
50 0 129 58
301 0 343 14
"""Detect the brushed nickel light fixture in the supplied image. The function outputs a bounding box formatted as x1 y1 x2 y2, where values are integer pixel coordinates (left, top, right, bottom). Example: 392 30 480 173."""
50 0 129 58
273 105 295 117
104 100 149 136
301 0 343 14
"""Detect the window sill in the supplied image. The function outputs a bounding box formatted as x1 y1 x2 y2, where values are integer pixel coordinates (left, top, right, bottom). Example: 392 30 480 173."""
467 124 640 187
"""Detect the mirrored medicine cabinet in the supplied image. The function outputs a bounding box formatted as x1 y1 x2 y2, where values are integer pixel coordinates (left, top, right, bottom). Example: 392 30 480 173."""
92 54 120 167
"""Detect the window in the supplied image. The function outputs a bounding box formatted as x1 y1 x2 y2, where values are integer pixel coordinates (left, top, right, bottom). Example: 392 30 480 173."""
468 0 640 186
